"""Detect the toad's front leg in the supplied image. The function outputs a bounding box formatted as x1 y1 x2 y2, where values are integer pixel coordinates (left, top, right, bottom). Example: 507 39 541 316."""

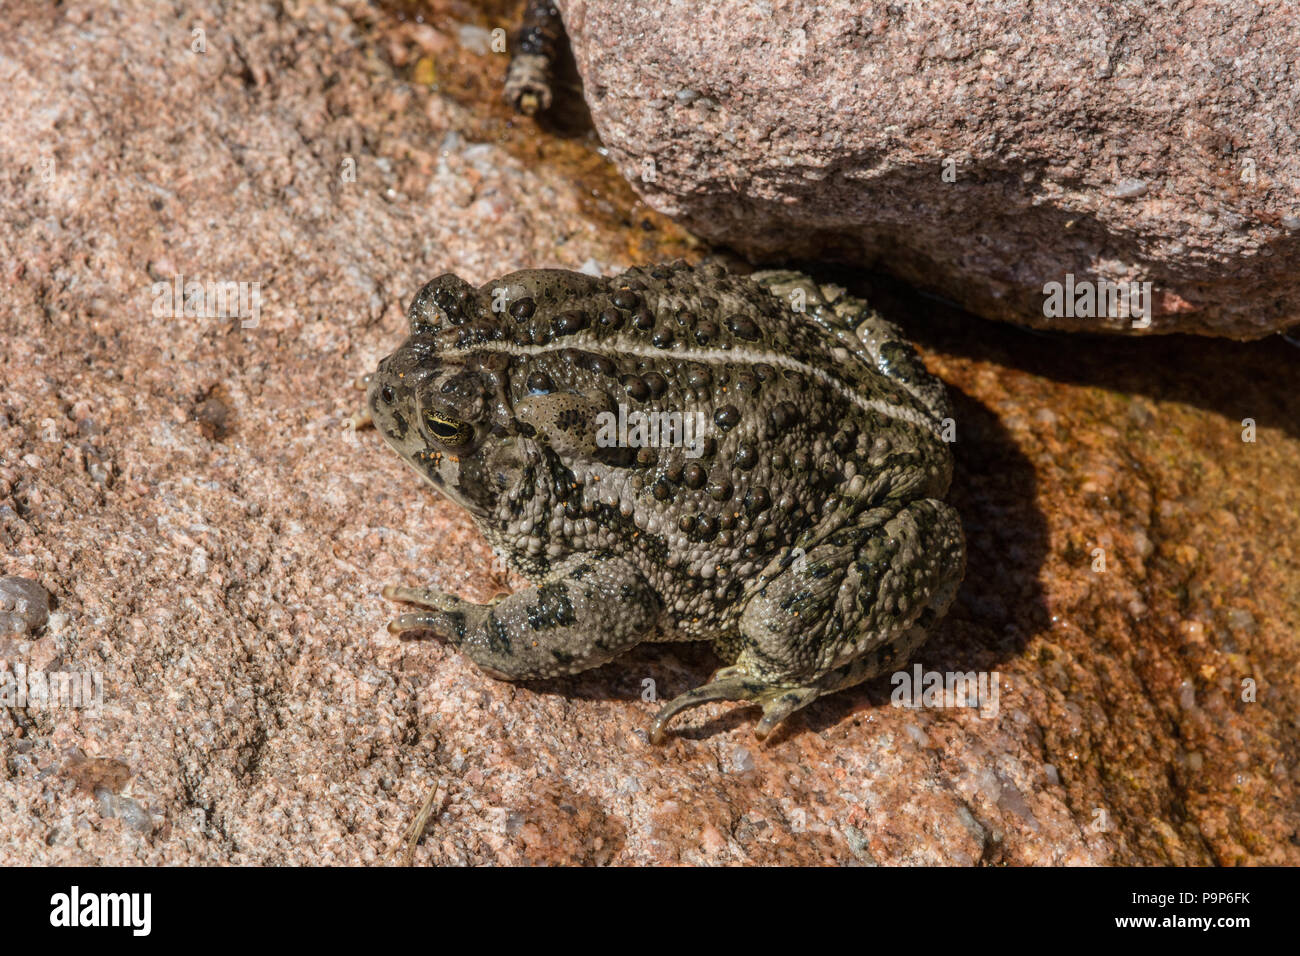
385 554 659 680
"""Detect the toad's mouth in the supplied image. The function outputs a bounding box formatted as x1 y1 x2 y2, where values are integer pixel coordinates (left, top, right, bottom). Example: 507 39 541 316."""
391 449 481 518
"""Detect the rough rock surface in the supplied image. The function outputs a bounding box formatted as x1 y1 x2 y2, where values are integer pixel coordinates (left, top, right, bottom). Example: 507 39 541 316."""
561 0 1300 339
1 0 1297 865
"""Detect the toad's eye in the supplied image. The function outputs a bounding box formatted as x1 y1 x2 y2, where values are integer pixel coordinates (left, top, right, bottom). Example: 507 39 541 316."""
380 385 395 404
423 411 473 447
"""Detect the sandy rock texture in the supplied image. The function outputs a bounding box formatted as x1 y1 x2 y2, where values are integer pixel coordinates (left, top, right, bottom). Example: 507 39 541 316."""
0 0 1297 865
561 0 1300 338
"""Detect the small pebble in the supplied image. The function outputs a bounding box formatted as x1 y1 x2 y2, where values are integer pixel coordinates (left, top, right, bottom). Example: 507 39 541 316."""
0 577 50 635
1107 178 1148 199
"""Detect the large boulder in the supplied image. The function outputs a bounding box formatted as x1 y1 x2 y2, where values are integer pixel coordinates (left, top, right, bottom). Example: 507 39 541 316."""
561 1 1300 338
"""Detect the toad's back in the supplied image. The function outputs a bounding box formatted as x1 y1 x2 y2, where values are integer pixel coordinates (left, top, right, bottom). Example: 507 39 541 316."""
405 260 953 637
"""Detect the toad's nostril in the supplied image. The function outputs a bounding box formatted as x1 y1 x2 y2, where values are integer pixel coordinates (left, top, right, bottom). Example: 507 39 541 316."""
380 385 396 404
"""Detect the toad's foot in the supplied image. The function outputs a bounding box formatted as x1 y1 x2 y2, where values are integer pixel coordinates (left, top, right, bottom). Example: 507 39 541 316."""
383 584 470 611
648 665 820 744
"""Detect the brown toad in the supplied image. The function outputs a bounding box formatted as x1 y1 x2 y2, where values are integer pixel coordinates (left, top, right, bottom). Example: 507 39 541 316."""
361 261 964 742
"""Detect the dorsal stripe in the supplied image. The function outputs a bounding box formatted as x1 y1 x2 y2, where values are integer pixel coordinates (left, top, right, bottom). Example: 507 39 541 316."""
460 339 945 440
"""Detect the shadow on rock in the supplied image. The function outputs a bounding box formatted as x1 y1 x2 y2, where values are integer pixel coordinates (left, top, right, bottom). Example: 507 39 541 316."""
854 266 1299 444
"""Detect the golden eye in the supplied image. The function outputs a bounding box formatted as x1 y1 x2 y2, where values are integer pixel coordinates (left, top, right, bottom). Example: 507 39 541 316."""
423 410 473 447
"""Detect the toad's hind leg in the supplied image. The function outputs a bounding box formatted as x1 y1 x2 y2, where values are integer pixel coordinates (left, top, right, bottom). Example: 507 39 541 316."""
650 498 964 743
386 553 659 680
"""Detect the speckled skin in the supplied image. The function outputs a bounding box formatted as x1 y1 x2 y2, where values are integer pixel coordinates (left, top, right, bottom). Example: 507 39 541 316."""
367 261 964 742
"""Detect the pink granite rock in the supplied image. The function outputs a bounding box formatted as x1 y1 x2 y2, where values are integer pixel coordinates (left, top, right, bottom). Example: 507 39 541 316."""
0 0 1296 867
561 0 1300 338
